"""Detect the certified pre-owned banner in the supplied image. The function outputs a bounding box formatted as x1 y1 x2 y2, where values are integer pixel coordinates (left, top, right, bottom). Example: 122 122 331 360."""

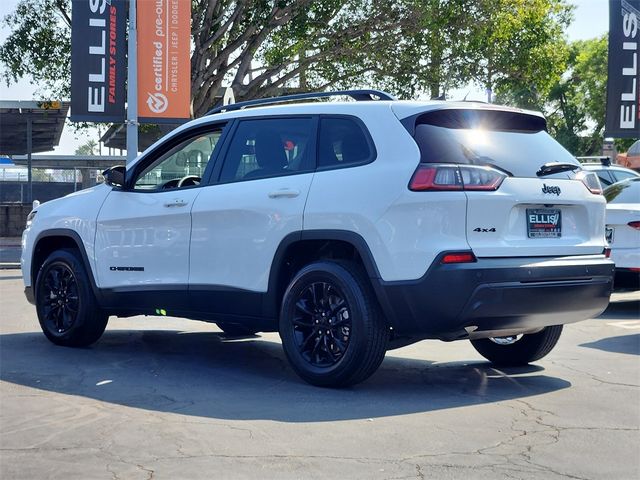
606 0 640 137
137 0 191 123
71 0 126 122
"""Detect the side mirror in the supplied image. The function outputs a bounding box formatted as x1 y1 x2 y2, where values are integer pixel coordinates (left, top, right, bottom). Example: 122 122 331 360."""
103 165 126 188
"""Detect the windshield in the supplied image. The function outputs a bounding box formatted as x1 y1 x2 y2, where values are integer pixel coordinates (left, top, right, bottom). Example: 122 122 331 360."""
411 109 579 177
413 124 579 177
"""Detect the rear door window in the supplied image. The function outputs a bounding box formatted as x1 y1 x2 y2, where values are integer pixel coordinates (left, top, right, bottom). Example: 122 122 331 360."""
594 169 615 186
411 109 579 177
318 117 374 169
219 117 314 182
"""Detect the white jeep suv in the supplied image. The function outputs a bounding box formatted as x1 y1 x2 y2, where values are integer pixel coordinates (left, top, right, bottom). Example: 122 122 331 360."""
21 90 614 387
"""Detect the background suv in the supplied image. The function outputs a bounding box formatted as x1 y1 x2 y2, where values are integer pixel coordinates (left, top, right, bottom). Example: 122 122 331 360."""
22 90 614 387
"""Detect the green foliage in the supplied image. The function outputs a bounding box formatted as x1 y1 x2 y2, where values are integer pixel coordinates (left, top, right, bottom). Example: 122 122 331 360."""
614 138 638 153
544 35 608 156
498 34 635 157
0 0 71 100
75 140 97 156
1 0 574 120
470 0 572 105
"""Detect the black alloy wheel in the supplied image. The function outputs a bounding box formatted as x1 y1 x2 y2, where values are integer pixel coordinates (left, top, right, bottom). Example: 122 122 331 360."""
292 281 352 368
279 261 388 387
39 263 80 334
35 249 108 347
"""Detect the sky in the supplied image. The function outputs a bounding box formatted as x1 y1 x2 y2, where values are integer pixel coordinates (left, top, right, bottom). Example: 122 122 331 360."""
0 0 610 155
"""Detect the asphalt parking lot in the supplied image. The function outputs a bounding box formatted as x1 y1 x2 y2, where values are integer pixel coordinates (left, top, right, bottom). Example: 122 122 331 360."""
1 270 638 480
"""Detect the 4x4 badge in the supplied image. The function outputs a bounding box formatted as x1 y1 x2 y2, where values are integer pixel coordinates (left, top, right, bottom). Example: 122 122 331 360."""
542 184 561 195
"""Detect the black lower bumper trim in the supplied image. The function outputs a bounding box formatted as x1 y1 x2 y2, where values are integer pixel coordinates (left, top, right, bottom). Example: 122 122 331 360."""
375 255 614 339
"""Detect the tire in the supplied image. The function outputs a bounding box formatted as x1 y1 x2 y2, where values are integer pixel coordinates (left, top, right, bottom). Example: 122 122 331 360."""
216 323 257 336
279 261 388 387
35 248 108 347
470 325 563 366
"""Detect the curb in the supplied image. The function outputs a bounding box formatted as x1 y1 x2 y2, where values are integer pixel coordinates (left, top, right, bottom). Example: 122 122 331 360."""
0 263 21 270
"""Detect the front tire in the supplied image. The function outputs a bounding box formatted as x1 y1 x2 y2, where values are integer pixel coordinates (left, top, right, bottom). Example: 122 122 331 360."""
279 261 388 387
470 325 563 366
35 249 108 347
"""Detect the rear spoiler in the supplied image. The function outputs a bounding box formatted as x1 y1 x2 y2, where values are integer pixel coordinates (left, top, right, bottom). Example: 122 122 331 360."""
399 107 547 136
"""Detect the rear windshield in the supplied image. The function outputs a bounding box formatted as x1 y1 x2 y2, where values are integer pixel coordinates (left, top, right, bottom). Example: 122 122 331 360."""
412 109 579 177
604 179 640 203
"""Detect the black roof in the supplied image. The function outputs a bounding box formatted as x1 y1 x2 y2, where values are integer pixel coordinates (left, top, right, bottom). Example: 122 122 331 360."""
0 100 69 155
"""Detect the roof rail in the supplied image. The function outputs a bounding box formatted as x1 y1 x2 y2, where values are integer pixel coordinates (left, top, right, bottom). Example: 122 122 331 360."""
576 156 611 166
204 89 396 116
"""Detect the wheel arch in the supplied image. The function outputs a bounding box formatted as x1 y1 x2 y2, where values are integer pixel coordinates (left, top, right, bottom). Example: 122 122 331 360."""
31 229 99 299
264 230 383 318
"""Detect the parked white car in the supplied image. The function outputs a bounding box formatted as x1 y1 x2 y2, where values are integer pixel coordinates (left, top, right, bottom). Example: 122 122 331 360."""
21 90 614 387
604 178 640 288
579 158 640 186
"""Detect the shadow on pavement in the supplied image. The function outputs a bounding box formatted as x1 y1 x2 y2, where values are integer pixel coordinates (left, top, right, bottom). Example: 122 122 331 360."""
596 299 640 319
0 329 569 423
580 333 640 356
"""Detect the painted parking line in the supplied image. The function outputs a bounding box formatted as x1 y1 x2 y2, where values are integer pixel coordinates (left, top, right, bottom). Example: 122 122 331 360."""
606 321 640 329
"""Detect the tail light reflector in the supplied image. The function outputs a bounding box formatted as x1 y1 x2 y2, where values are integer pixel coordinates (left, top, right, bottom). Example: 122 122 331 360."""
409 164 507 192
628 221 640 230
575 171 602 195
604 248 611 258
441 252 477 264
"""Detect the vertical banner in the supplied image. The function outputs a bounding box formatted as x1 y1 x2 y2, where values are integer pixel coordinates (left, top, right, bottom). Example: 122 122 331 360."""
70 0 126 122
137 0 191 123
605 0 640 138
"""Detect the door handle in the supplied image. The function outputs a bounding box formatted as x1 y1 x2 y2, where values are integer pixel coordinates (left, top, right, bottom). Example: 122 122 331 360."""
268 189 300 199
164 199 188 207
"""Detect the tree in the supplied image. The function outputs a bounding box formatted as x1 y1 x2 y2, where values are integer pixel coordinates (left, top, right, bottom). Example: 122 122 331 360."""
543 35 609 155
614 138 638 153
0 0 71 100
467 0 572 105
190 0 428 115
497 34 637 157
75 140 97 156
1 0 574 118
0 0 423 115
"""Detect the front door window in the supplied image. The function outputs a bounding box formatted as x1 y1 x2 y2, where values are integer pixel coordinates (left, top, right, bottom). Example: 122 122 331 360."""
134 130 223 190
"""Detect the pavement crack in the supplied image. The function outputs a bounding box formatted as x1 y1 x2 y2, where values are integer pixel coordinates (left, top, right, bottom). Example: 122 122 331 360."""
137 464 154 480
550 360 640 388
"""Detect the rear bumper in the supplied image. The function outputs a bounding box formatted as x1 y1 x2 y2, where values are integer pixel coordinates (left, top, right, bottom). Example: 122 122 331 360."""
610 247 639 270
375 254 614 340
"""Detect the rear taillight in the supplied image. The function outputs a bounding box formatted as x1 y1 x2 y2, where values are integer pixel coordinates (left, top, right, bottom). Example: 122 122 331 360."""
575 171 602 194
604 248 611 258
441 252 477 264
409 164 507 192
628 221 640 230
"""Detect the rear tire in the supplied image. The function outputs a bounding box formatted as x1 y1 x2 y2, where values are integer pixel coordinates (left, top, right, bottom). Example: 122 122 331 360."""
470 325 563 366
35 249 108 347
279 261 388 387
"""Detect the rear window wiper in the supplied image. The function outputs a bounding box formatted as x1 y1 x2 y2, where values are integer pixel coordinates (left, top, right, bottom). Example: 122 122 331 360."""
536 162 581 177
